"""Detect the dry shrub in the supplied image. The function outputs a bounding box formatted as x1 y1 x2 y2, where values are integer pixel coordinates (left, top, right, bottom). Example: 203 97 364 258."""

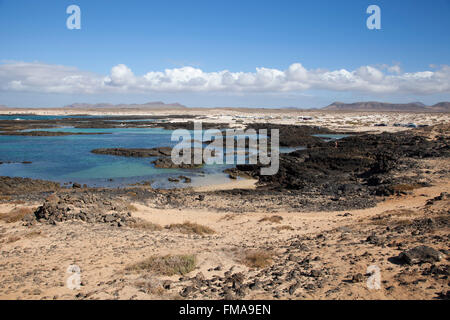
371 209 416 225
165 221 215 235
127 254 196 276
370 217 391 225
135 279 165 295
392 219 413 227
125 203 138 212
219 214 237 221
273 225 295 232
242 250 273 269
0 207 34 223
0 195 11 201
129 219 162 231
259 215 283 223
381 209 416 217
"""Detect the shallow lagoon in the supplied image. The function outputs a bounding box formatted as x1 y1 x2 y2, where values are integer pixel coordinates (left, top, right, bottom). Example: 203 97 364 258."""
0 117 350 188
0 126 238 188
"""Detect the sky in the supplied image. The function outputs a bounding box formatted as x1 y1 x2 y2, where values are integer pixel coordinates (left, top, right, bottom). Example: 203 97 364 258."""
0 0 449 108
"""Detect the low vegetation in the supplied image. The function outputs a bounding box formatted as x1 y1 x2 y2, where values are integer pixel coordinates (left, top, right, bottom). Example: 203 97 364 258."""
273 225 295 232
126 254 196 276
242 250 274 269
134 278 165 296
129 219 163 231
370 209 417 225
259 215 283 223
165 221 215 235
0 207 34 223
219 214 237 221
125 203 138 212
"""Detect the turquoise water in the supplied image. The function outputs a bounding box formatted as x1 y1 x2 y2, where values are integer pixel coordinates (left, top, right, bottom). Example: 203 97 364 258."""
0 119 345 188
278 134 350 154
279 146 306 153
313 134 350 140
0 126 236 188
0 115 105 120
0 115 163 122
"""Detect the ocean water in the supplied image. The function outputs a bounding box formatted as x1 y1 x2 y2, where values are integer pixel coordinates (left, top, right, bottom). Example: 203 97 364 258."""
313 133 350 141
279 146 306 153
0 126 238 188
0 115 105 121
0 117 350 188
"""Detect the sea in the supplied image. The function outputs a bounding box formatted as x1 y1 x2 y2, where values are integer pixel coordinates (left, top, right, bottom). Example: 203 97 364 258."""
0 115 347 188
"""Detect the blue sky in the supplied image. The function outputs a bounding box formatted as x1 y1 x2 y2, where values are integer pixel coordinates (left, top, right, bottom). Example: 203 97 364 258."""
0 0 449 108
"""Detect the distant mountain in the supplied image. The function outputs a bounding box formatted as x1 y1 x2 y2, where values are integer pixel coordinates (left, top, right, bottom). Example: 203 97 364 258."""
410 102 427 107
427 102 450 112
64 101 186 109
323 101 450 112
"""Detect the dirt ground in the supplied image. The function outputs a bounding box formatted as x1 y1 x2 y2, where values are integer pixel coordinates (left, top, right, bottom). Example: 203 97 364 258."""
0 168 448 300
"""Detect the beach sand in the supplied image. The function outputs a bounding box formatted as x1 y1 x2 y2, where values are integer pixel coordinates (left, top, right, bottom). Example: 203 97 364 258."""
0 176 448 300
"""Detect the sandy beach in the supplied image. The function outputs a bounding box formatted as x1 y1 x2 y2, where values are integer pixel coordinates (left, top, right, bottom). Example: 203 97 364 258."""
0 171 448 300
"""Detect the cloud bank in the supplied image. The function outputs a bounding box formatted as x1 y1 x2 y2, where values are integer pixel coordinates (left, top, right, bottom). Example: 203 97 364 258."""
0 61 449 96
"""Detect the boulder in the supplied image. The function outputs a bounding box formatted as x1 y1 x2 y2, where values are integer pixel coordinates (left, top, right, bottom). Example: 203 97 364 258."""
399 246 443 264
351 273 364 283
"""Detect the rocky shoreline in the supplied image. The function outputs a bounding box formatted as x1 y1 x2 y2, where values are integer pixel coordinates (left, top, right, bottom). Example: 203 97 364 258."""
1 123 448 212
0 119 448 300
0 116 230 132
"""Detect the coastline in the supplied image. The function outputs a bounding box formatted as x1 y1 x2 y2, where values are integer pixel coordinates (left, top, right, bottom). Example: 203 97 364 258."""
1 107 448 134
0 113 448 300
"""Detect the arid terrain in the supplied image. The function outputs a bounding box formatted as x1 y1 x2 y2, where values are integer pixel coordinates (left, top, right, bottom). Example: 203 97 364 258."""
1 105 449 133
0 109 448 300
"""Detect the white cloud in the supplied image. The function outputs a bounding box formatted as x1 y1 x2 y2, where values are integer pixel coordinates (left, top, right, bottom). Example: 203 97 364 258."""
104 64 136 87
0 61 449 96
387 65 401 74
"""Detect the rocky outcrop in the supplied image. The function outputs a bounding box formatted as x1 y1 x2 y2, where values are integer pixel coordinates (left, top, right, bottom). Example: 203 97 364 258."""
152 157 203 169
245 123 331 147
399 246 443 265
235 129 449 196
0 176 60 195
91 147 172 157
25 195 138 227
92 147 214 169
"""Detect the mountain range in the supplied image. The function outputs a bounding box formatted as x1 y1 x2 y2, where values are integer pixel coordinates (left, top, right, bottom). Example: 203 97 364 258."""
323 101 450 112
0 101 449 112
